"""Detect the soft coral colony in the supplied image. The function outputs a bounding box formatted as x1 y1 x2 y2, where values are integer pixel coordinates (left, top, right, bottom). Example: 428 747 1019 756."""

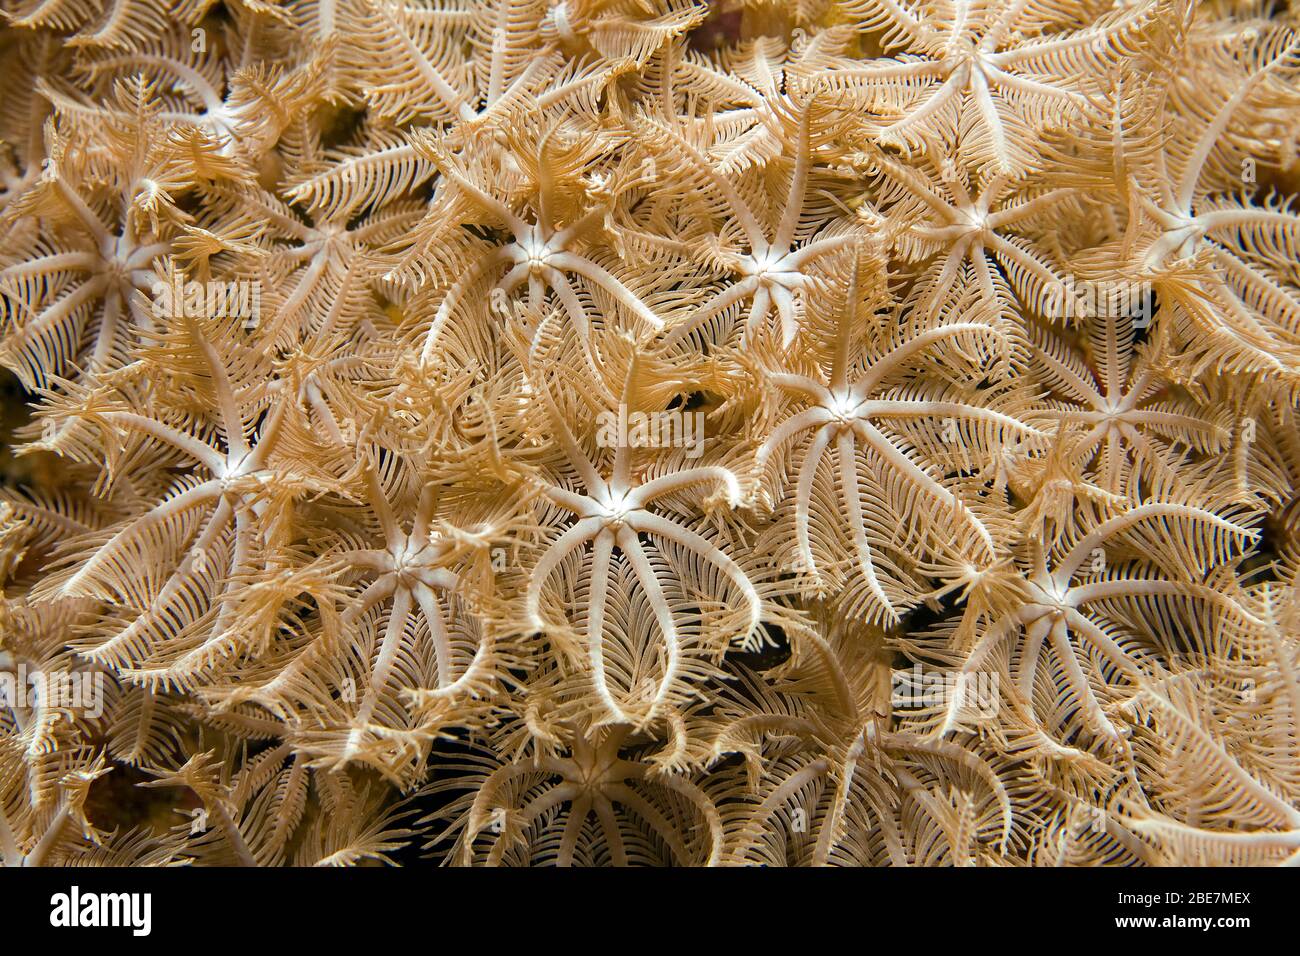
0 0 1298 868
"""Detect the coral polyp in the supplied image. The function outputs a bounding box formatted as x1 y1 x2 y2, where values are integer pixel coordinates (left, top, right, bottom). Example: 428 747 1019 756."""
1 0 1298 867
